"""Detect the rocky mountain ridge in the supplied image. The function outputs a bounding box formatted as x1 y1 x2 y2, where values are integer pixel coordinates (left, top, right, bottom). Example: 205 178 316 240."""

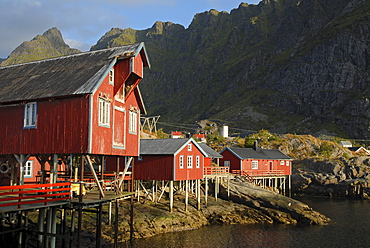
1 0 370 139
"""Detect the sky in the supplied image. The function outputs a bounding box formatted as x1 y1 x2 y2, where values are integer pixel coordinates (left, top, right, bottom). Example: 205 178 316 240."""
0 0 261 58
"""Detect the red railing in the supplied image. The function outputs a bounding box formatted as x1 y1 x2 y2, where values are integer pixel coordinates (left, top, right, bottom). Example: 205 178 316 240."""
232 170 285 177
0 182 71 209
204 167 229 175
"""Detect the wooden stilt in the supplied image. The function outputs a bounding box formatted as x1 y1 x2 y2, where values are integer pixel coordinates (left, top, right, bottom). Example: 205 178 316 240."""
37 208 45 248
205 177 208 206
51 207 57 248
169 181 174 212
108 202 112 225
46 209 52 248
185 180 189 212
96 203 102 248
114 199 119 248
197 179 201 210
17 212 23 248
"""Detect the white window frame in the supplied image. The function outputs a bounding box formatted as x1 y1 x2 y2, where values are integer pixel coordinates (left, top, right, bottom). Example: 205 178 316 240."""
252 160 258 169
196 156 200 168
187 156 193 169
187 144 192 151
99 98 110 127
280 160 285 165
286 161 290 166
224 161 230 167
109 68 114 85
24 160 33 178
129 110 137 134
24 102 37 128
179 155 184 169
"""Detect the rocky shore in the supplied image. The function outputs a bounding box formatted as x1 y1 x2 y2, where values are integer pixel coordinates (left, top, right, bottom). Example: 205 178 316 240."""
292 156 370 198
80 178 330 247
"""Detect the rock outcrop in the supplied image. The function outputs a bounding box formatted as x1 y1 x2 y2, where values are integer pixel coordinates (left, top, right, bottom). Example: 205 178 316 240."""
293 156 370 198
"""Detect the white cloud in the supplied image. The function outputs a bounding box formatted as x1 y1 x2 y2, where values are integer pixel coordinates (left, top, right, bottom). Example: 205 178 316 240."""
64 39 91 52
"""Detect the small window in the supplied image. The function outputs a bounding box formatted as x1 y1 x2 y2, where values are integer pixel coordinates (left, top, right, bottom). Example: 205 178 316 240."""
99 98 110 127
187 156 193 169
138 156 142 161
24 160 33 178
179 155 184 169
129 110 137 134
24 102 37 128
187 144 192 151
280 160 285 165
224 161 230 167
286 161 290 166
252 160 258 169
109 69 114 85
196 156 200 168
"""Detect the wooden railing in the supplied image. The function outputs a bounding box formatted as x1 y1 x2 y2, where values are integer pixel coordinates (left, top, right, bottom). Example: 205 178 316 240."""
204 167 229 175
0 182 71 209
232 170 285 177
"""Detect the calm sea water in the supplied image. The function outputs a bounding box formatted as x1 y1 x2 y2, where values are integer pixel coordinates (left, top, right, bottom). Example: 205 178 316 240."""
125 197 370 248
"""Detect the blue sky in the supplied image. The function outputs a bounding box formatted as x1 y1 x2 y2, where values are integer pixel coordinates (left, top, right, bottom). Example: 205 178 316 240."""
0 0 261 58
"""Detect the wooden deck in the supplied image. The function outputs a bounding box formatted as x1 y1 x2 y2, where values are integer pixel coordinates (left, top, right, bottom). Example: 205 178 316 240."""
70 190 135 208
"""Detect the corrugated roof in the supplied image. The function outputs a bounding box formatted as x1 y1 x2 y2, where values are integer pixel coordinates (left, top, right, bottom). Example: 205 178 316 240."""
0 42 149 104
140 138 190 155
224 147 291 160
198 143 223 158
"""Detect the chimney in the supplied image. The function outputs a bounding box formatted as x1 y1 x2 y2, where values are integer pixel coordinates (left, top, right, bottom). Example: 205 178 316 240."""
253 140 260 151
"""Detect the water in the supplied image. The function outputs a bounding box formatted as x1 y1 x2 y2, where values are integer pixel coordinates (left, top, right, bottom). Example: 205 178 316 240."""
127 197 370 248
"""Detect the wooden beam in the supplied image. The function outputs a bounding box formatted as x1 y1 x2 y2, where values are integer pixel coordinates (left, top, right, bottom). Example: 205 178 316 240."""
118 157 133 189
85 155 105 198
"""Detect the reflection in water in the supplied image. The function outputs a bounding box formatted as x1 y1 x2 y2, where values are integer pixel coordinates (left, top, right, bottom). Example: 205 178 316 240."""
125 197 370 248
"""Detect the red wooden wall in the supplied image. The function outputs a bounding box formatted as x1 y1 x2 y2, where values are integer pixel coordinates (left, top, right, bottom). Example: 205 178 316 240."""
174 142 204 181
0 96 89 155
134 155 174 181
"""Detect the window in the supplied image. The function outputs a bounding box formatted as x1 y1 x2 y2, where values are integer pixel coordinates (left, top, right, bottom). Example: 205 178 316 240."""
187 156 193 168
187 144 192 151
129 110 137 134
24 102 37 128
109 69 114 85
224 161 230 167
179 155 184 169
196 156 200 168
99 98 110 127
138 156 142 161
280 160 285 165
286 161 290 166
24 160 33 178
252 160 258 169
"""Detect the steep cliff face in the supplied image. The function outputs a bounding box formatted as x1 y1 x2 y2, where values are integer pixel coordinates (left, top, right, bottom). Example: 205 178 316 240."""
0 27 80 66
89 0 370 138
2 0 369 138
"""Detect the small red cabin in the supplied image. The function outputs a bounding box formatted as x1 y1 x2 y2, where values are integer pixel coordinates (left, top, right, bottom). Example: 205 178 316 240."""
134 138 208 181
220 144 292 177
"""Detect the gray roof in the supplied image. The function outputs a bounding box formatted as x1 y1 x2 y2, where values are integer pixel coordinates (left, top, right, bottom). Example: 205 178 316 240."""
223 147 291 160
140 138 207 156
0 42 150 104
198 143 223 158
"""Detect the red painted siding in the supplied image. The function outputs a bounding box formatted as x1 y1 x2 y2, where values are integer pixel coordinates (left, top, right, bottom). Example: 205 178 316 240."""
220 149 241 172
90 59 141 157
173 142 204 181
134 155 174 180
0 97 89 155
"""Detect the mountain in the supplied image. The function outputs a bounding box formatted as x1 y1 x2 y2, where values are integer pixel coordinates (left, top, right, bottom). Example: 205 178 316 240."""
2 0 370 139
90 0 370 139
0 27 80 66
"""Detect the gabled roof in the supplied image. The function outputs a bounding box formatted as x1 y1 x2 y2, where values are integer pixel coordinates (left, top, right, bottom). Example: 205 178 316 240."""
0 42 150 104
140 138 207 156
221 147 291 160
198 143 223 158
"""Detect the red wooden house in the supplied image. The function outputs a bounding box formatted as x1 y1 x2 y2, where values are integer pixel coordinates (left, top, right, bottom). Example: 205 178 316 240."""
0 42 150 187
220 142 292 177
134 138 207 181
